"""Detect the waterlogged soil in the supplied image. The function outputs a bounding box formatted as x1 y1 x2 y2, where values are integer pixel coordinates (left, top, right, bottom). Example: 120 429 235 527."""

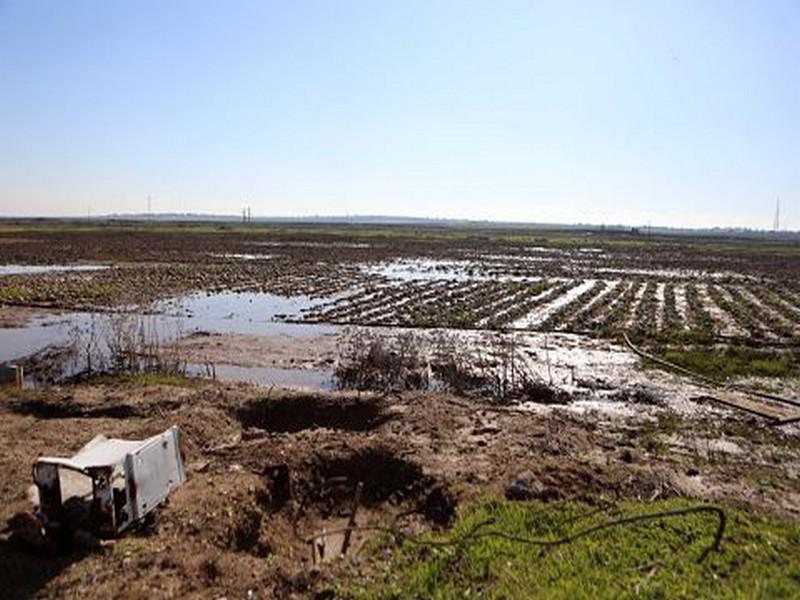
2 224 800 343
175 332 339 371
1 378 799 599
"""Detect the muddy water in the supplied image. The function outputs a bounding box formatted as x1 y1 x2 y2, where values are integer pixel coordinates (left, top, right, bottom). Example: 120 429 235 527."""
153 291 338 337
186 362 335 389
365 259 478 282
365 258 552 284
0 297 730 417
0 314 73 362
0 291 339 387
512 279 594 329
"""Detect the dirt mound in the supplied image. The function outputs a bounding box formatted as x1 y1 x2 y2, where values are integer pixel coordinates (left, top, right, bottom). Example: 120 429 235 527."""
236 395 392 433
170 404 241 456
166 471 272 557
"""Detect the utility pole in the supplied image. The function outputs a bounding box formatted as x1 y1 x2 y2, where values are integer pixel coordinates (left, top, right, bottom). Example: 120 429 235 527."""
774 197 780 232
247 206 251 223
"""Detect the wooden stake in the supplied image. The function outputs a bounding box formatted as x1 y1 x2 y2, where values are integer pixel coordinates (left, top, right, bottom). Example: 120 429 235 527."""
341 481 364 555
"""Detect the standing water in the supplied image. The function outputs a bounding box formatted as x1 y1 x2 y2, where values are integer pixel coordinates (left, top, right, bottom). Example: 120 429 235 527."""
0 291 340 389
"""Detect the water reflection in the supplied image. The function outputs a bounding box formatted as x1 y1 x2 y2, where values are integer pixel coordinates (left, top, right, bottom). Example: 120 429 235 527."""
0 291 339 388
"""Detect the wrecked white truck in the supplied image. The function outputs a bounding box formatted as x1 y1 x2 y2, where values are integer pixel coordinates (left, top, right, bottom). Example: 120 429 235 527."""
29 426 186 542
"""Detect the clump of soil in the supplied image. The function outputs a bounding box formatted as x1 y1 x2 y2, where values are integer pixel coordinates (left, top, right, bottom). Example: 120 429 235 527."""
236 395 392 433
520 381 572 405
167 471 272 557
171 404 241 456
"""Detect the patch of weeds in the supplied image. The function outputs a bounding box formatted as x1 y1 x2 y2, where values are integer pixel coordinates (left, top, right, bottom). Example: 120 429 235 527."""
656 346 797 380
637 429 667 456
629 411 682 456
335 330 429 392
349 498 800 599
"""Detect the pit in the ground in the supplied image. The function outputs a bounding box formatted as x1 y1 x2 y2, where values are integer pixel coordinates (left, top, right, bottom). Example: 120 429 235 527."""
236 395 392 433
295 446 457 526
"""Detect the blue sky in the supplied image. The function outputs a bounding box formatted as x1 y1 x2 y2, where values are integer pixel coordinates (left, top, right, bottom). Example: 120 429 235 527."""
0 1 798 228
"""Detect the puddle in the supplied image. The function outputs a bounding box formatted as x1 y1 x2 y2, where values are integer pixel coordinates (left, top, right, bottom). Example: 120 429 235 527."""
187 363 334 390
593 267 750 280
210 253 275 261
0 315 72 362
365 259 478 282
252 241 371 249
0 311 189 384
365 259 545 283
511 280 592 329
0 264 109 276
153 291 338 337
0 291 340 387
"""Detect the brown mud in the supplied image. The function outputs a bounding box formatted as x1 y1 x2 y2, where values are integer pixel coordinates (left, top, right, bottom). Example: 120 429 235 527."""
1 377 799 598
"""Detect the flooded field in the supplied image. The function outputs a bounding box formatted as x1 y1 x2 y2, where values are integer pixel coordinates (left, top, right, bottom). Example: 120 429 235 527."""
0 291 340 388
2 222 800 599
1 223 799 393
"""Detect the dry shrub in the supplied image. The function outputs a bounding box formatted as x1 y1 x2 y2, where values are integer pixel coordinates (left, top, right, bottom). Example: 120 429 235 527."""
334 328 429 392
25 313 187 383
335 328 570 405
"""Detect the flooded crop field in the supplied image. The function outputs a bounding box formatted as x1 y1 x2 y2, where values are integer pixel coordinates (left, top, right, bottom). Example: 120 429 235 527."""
1 221 799 404
2 223 799 340
1 221 800 598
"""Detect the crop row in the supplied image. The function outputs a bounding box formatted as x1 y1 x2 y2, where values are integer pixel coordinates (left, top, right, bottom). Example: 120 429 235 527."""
301 278 576 330
539 281 608 331
5 259 800 343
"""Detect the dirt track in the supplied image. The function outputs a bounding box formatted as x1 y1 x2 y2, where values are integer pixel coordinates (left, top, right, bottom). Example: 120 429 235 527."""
2 378 799 598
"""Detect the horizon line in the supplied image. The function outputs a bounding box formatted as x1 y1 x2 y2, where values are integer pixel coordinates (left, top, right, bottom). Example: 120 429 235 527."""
0 212 796 235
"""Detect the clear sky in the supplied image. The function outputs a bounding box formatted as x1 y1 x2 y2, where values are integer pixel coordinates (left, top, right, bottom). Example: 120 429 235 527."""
0 1 798 228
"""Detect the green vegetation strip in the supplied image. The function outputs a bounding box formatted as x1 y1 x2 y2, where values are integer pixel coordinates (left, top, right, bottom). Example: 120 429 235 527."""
348 498 800 599
658 346 797 380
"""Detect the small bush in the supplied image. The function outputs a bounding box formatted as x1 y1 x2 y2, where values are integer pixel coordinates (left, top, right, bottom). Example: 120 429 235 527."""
334 329 429 392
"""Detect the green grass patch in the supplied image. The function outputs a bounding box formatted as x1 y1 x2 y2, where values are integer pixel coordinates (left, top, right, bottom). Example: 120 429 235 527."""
348 498 800 599
656 346 797 380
